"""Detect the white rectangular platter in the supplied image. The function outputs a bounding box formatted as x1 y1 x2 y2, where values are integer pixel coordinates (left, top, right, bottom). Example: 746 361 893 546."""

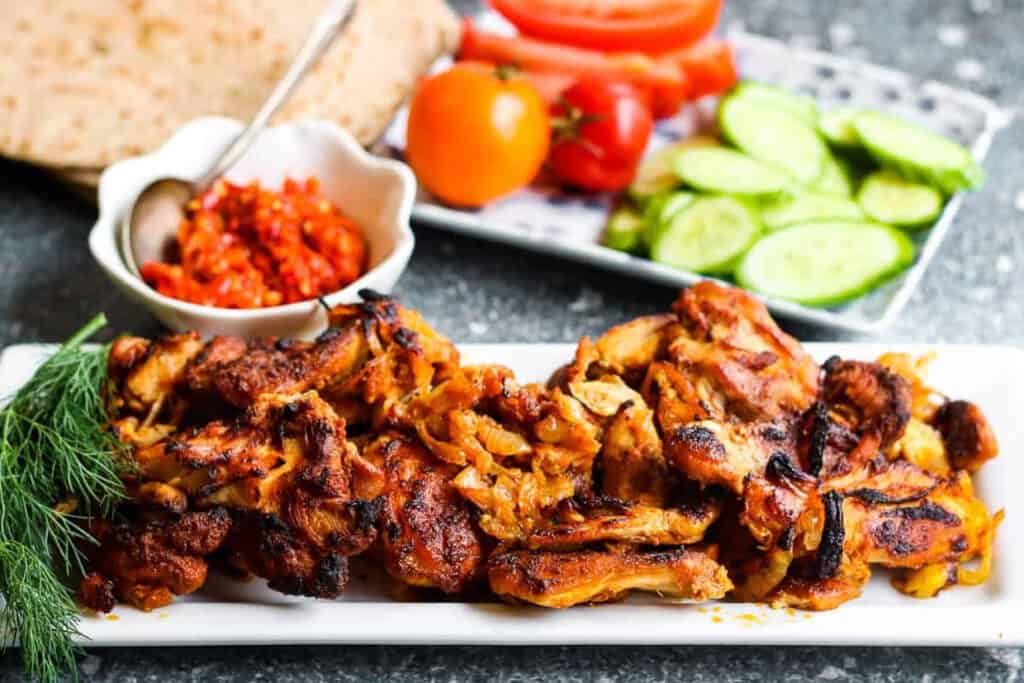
380 17 1012 335
1 342 1020 647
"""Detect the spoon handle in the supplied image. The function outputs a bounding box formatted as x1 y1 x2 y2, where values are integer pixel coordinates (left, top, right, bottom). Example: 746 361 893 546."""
196 0 358 189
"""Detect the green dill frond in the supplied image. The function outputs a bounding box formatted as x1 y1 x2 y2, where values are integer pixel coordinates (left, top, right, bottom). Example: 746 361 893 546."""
0 313 126 681
0 541 81 682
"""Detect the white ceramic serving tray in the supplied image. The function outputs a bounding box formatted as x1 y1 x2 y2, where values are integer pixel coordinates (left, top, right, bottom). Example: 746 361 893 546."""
0 342 1020 647
380 20 1012 335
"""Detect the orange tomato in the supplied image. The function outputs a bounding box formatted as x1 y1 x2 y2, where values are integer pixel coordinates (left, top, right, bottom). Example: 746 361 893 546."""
406 62 551 207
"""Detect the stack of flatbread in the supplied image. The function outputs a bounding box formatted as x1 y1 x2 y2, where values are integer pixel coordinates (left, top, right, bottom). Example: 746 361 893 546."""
1 0 459 191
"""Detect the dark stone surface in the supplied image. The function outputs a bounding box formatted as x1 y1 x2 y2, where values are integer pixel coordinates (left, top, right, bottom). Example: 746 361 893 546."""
1 0 1022 680
1 646 1021 683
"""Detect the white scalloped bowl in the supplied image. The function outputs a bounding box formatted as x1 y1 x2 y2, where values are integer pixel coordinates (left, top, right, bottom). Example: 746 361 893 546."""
89 117 416 339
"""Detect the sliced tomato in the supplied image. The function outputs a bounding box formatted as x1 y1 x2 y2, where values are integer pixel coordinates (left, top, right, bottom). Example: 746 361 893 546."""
459 19 688 118
490 0 722 53
668 39 738 99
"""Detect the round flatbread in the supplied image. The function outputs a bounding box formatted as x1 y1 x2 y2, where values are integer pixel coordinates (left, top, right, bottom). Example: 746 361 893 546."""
0 0 459 168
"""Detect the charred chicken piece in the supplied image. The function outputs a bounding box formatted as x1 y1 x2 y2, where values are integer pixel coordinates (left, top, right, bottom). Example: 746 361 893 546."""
443 376 603 543
641 361 710 435
757 458 996 610
367 435 485 594
930 400 999 472
79 507 231 612
184 326 374 410
323 291 461 429
221 511 350 599
599 399 672 507
669 281 820 421
821 358 912 450
488 545 732 608
453 462 578 544
524 488 723 550
661 405 824 557
108 332 204 416
739 453 820 550
181 335 248 394
664 419 796 495
590 313 679 385
765 556 872 611
794 401 867 479
839 462 991 569
128 391 386 598
107 332 204 446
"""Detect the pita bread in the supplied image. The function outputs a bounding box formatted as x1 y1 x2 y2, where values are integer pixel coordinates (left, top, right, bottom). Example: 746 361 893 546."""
55 167 103 187
0 0 458 169
49 167 102 202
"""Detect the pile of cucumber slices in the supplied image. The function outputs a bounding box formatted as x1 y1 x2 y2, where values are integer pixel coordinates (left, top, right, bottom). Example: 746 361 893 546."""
603 81 984 307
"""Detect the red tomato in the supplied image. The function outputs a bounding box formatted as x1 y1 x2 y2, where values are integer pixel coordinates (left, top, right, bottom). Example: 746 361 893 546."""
490 0 723 53
548 77 654 192
668 39 738 99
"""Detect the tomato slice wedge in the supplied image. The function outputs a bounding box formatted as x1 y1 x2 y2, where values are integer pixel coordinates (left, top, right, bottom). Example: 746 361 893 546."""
489 0 723 53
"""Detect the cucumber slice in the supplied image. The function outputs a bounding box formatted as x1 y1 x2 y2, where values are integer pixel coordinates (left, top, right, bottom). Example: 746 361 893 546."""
674 147 793 196
813 156 855 196
732 82 819 125
736 220 915 307
857 170 944 229
651 196 762 275
819 108 863 149
719 95 827 185
603 206 646 253
761 193 865 231
852 111 984 194
642 191 696 248
629 136 718 203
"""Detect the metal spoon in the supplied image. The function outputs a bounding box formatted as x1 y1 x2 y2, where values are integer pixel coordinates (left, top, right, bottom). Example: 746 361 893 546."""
120 0 357 277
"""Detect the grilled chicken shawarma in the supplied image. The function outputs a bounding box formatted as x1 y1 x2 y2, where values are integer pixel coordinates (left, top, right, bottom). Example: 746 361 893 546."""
365 435 485 594
764 557 873 611
183 330 370 410
89 290 473 608
599 398 674 507
489 546 732 608
78 507 231 612
106 332 205 447
930 400 999 473
82 283 1002 613
836 460 992 569
668 281 820 422
131 391 385 598
523 490 724 551
821 358 912 450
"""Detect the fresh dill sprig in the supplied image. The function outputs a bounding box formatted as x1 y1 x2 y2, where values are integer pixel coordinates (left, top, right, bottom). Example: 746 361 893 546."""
0 314 127 682
0 542 80 680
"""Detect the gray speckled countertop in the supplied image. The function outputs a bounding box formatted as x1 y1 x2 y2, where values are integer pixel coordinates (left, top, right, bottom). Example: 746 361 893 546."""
1 0 1022 681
